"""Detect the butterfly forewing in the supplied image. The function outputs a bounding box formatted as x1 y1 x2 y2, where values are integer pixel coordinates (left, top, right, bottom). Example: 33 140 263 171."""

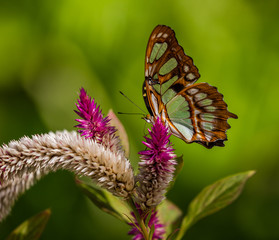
143 25 237 148
145 25 200 88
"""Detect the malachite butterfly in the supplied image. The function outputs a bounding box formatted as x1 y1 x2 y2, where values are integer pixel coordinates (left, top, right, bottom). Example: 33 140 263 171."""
143 25 238 149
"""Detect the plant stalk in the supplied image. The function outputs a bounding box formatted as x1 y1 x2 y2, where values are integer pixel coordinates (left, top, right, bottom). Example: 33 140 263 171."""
127 198 149 240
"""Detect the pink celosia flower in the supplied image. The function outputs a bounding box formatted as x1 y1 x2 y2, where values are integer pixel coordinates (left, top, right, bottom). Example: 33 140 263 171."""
75 88 116 141
136 117 177 209
75 88 121 152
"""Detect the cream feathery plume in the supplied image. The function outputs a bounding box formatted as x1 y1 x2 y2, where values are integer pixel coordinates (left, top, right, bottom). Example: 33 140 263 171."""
0 170 45 221
0 130 134 221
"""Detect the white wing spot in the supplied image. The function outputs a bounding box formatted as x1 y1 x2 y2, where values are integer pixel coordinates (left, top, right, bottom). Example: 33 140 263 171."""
205 133 212 141
186 73 196 80
151 93 159 115
195 133 203 140
194 109 201 115
161 109 166 121
178 54 182 61
184 65 189 72
145 69 148 77
148 65 152 74
162 33 168 38
187 88 199 95
157 32 163 38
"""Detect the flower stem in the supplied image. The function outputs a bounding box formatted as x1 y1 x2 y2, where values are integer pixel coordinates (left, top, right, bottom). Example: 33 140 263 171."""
139 217 149 240
127 198 149 240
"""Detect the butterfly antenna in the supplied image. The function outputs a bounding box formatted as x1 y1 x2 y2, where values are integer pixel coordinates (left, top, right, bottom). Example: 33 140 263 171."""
119 91 147 114
118 112 144 115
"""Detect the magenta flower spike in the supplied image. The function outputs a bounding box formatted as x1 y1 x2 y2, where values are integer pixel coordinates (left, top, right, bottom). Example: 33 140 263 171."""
75 88 116 143
136 117 177 209
128 206 165 240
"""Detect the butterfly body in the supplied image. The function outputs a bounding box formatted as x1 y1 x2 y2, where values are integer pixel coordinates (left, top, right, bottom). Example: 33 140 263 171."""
143 25 237 149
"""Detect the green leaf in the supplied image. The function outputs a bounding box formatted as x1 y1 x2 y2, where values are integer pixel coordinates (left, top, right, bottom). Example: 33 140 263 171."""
157 200 182 239
76 178 131 223
107 109 129 158
144 211 153 226
6 209 51 240
149 224 155 240
175 170 256 240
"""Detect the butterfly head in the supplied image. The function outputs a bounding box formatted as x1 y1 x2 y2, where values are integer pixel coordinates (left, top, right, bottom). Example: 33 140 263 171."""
142 114 152 123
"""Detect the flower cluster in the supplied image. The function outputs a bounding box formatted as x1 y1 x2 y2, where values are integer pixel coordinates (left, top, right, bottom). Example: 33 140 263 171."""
75 88 121 152
75 88 115 140
0 130 135 220
0 88 177 239
0 171 44 220
0 89 135 221
135 117 177 210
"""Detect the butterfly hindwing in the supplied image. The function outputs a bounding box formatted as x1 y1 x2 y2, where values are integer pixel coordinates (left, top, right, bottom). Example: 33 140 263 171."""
166 83 237 148
143 25 237 148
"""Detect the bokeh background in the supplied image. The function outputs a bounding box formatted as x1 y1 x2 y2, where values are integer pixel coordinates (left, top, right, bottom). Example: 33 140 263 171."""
0 0 279 239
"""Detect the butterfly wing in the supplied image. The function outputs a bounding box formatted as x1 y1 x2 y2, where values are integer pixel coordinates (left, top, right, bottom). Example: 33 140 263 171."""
165 83 238 148
145 25 200 87
143 25 237 148
143 25 200 116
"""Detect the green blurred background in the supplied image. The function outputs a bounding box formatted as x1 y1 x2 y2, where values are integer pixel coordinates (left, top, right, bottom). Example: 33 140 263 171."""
0 0 279 239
